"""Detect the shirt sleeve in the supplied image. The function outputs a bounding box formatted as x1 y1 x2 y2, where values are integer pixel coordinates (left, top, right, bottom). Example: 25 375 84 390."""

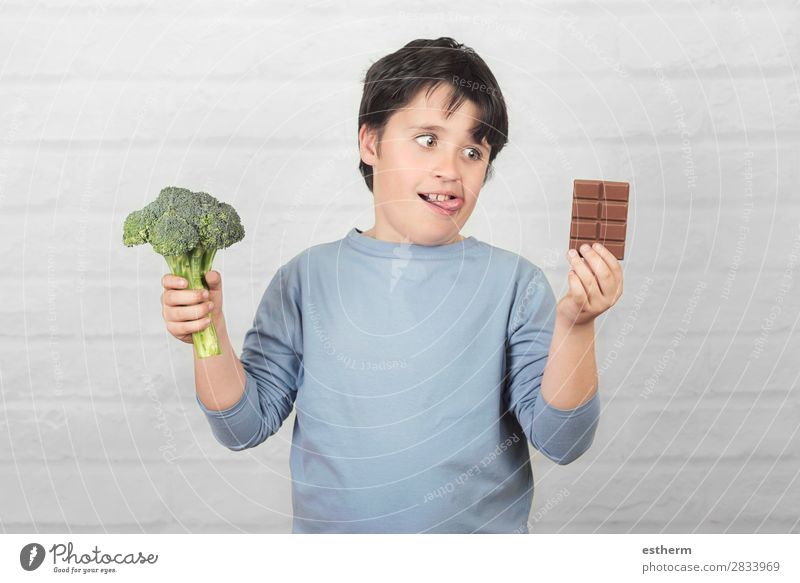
196 260 303 451
504 265 600 465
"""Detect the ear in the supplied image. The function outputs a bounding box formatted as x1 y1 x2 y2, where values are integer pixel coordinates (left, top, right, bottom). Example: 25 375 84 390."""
358 124 380 166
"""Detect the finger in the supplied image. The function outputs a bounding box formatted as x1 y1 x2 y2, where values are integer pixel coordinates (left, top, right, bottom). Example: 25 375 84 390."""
577 243 615 296
592 243 622 288
162 274 188 289
204 270 222 292
164 288 210 307
166 301 213 323
567 249 598 304
590 242 622 275
567 269 589 309
167 318 212 337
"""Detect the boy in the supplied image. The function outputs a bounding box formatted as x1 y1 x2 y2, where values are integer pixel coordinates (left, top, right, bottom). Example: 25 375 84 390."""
161 37 624 533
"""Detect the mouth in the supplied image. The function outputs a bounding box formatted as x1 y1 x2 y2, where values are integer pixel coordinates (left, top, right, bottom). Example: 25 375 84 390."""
417 192 464 216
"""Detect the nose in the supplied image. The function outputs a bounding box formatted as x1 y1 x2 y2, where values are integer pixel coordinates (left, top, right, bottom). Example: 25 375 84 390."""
432 144 460 181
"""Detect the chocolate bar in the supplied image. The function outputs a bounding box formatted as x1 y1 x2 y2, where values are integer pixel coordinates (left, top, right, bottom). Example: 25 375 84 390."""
569 179 629 260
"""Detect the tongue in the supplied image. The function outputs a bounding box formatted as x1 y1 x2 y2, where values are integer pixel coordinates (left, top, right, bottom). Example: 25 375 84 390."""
426 197 460 211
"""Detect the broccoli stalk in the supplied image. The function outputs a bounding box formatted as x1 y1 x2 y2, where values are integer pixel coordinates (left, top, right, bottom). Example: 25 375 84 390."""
123 187 245 359
163 247 220 358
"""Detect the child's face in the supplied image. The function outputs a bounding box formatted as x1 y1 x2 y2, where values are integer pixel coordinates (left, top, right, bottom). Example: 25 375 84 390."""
359 84 491 245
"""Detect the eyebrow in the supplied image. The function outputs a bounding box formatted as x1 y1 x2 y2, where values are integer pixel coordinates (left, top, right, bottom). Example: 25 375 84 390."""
409 124 448 132
408 125 488 152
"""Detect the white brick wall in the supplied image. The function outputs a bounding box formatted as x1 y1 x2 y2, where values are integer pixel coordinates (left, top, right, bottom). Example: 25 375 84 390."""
1 0 798 534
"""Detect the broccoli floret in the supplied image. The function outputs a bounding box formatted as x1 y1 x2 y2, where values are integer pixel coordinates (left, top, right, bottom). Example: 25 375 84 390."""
122 186 245 358
150 213 199 256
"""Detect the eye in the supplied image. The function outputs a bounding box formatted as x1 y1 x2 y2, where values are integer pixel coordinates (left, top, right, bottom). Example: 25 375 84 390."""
414 134 436 148
464 147 483 161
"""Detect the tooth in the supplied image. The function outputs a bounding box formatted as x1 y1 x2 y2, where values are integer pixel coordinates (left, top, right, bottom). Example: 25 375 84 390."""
421 193 458 202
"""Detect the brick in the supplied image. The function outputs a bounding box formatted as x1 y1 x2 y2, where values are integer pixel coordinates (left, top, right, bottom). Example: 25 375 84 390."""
0 398 296 462
3 4 798 79
619 9 800 71
3 75 798 146
531 518 799 534
528 458 709 526
694 459 800 526
0 205 354 280
165 461 293 531
0 401 183 463
601 400 800 462
0 461 172 525
0 79 356 143
513 77 799 140
530 458 799 531
598 328 800 403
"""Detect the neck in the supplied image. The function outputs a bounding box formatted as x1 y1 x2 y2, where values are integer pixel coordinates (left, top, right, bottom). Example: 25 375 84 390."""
361 226 464 245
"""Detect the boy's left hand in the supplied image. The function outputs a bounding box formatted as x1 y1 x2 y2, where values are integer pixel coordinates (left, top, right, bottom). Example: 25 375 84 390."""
557 242 624 326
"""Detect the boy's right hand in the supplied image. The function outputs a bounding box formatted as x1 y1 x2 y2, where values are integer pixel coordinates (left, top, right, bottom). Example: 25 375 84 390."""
161 270 224 344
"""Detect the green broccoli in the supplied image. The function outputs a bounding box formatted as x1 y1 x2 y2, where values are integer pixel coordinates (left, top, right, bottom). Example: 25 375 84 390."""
123 186 245 358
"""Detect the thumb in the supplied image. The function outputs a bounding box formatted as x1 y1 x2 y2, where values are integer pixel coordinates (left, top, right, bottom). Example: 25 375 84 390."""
205 270 223 293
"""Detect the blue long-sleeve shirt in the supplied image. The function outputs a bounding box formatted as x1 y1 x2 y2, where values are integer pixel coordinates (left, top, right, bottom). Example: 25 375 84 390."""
196 227 600 533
